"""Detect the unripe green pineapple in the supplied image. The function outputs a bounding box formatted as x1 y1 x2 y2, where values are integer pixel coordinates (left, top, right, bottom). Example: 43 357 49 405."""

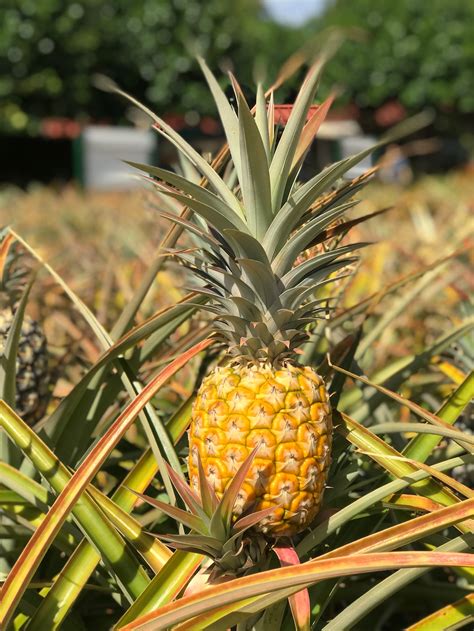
0 231 51 425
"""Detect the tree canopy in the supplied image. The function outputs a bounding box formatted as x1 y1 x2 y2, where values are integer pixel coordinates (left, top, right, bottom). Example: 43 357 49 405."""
2 0 472 137
312 0 474 131
0 0 302 135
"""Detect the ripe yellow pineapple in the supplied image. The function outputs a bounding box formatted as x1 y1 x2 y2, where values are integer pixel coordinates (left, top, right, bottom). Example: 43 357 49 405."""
128 56 380 538
189 364 331 535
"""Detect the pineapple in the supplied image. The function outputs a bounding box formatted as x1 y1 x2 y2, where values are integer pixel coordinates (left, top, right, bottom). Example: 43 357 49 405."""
190 364 331 535
0 230 51 425
128 57 383 537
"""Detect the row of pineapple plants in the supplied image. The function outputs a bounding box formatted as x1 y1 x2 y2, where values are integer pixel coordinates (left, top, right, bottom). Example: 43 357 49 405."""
0 47 473 631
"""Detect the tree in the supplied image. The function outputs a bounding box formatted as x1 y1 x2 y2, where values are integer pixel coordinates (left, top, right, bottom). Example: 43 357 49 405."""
310 0 474 133
0 0 302 135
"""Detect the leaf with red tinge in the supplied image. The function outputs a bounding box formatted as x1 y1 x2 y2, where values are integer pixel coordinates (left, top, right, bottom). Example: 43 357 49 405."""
383 494 442 513
159 534 222 557
0 337 212 630
0 231 15 276
332 363 472 453
209 445 260 536
319 497 474 560
274 544 310 631
127 490 206 534
197 452 219 518
291 93 335 170
117 551 473 631
406 593 474 631
164 462 205 519
233 507 277 533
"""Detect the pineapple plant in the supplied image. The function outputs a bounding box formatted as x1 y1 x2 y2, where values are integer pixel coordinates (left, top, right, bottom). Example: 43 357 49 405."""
1 50 472 631
125 57 383 540
0 230 51 425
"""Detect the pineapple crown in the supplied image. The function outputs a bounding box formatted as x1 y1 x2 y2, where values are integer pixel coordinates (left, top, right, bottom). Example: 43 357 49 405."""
132 447 272 577
0 229 30 311
115 57 427 364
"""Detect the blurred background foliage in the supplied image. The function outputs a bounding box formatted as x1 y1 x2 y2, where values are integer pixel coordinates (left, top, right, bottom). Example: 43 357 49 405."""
0 0 301 135
1 0 473 138
314 0 474 136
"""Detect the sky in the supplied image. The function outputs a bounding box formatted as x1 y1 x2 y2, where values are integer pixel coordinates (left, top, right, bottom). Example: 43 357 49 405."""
263 0 328 26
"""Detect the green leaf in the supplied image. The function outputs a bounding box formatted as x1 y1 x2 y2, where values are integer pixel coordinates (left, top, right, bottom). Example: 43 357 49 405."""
297 454 474 557
0 280 33 410
320 498 474 559
333 364 473 454
237 258 281 308
197 57 242 189
290 94 334 171
102 79 242 216
404 371 474 463
0 402 151 610
50 297 201 464
265 113 431 259
310 206 392 248
369 422 474 448
116 551 203 628
406 593 474 631
126 161 244 226
269 59 325 212
159 534 222 557
0 279 33 468
342 320 474 423
12 232 197 481
237 91 273 239
155 209 221 250
0 339 211 629
272 200 360 276
160 190 249 234
282 243 363 287
255 83 270 162
86 486 172 571
28 398 195 631
339 413 469 521
264 163 364 259
222 230 270 265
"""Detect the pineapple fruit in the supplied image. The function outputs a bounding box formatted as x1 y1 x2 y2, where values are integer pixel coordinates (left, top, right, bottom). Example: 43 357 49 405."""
190 364 331 535
0 230 50 425
129 56 378 538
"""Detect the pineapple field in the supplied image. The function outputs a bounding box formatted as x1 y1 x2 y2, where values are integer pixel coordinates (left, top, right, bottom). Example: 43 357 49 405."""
0 52 473 631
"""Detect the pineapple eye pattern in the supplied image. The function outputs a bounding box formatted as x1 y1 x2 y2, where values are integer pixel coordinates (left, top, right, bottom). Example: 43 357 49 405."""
189 364 332 535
